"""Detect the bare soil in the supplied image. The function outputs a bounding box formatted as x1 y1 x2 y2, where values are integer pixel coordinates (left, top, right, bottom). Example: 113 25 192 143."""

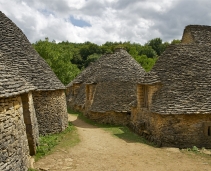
35 114 211 171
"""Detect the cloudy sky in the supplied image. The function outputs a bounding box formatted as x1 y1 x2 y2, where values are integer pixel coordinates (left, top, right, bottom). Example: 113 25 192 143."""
1 0 211 45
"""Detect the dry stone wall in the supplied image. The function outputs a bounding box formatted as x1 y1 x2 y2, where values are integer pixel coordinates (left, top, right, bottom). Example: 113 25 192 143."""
131 106 211 148
0 96 29 171
21 92 39 155
153 114 211 148
85 111 130 125
66 83 85 112
33 90 68 135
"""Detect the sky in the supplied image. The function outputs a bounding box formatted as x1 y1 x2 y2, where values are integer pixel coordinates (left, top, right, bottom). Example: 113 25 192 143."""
1 0 211 45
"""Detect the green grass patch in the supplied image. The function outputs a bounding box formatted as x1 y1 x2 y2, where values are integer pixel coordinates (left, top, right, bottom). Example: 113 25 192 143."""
35 122 79 161
181 147 211 163
28 169 38 171
67 107 81 116
68 108 155 146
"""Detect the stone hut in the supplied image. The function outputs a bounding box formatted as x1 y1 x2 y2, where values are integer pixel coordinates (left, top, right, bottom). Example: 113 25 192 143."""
0 56 38 170
66 62 98 112
67 48 146 125
131 25 211 148
0 11 68 136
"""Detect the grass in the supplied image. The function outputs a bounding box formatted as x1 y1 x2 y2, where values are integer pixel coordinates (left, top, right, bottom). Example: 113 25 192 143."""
67 107 81 116
180 146 211 164
28 169 38 171
34 122 79 161
68 107 155 146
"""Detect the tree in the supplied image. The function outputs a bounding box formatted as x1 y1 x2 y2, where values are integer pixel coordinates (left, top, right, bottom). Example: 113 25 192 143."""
171 39 181 45
33 39 80 85
146 38 169 56
138 45 157 58
85 53 101 67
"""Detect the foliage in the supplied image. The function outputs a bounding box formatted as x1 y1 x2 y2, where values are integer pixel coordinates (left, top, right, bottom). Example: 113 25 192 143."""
146 38 170 56
35 122 79 161
33 38 80 85
171 39 181 45
33 37 174 85
187 146 200 153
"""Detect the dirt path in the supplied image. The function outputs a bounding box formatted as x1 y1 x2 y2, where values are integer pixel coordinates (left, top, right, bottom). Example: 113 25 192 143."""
35 115 211 171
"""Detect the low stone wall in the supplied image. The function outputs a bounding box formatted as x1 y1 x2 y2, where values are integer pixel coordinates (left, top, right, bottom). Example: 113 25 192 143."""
130 109 211 148
0 96 29 171
85 111 130 125
33 90 68 135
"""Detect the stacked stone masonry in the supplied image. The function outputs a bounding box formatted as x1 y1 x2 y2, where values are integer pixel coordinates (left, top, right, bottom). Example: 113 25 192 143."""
21 92 39 155
0 96 29 171
0 11 68 170
33 90 68 135
68 25 211 148
131 25 211 148
67 48 146 125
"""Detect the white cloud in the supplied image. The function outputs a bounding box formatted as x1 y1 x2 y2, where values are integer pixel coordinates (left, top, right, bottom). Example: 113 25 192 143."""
1 0 211 45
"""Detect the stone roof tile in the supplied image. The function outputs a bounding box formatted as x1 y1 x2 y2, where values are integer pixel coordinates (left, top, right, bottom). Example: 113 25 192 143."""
0 54 35 98
0 11 65 94
151 43 211 114
68 48 147 112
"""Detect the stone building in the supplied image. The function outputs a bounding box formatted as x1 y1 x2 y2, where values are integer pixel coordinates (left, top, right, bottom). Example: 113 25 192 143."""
131 25 211 148
0 11 68 135
67 48 146 125
0 11 68 170
0 57 37 170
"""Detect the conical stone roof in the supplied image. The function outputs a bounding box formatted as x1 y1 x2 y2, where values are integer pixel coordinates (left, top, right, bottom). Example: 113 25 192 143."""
67 48 146 86
68 48 147 112
0 11 65 91
151 43 211 114
86 48 146 83
182 25 211 44
0 53 35 98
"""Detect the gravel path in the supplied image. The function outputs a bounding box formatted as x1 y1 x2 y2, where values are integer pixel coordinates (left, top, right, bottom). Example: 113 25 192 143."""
35 114 211 171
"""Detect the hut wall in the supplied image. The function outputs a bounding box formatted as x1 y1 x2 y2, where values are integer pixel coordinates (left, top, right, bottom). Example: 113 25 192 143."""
181 28 194 43
150 114 211 148
85 84 96 112
132 107 211 148
73 83 81 96
148 85 160 107
66 84 82 111
32 90 68 135
21 92 39 155
131 84 160 128
86 111 130 125
0 96 29 171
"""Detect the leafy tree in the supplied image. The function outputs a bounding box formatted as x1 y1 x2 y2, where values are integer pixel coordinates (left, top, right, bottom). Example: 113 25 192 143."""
171 39 181 45
138 46 157 58
33 37 178 84
146 38 169 56
85 53 101 67
134 55 158 72
33 39 80 85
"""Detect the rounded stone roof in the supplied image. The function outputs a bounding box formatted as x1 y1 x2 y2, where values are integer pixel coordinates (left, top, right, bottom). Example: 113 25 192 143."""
0 53 35 98
0 11 65 93
182 25 211 44
67 48 146 87
151 43 211 114
67 48 147 112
